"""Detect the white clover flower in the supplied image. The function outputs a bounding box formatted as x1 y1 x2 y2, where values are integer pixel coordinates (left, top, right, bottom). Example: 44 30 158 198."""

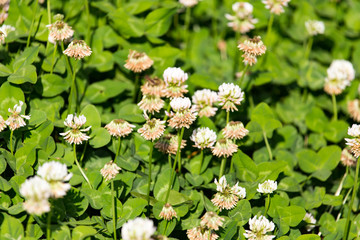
232 2 253 18
232 182 246 199
0 115 6 132
212 176 246 211
192 89 218 117
5 100 31 131
100 161 121 181
328 60 355 82
262 0 290 15
0 24 15 36
214 175 227 192
37 161 72 198
60 114 91 145
20 176 52 215
138 113 166 141
257 180 277 194
305 20 325 36
244 215 275 240
179 0 199 7
303 212 316 232
348 124 360 137
105 119 136 138
167 97 197 129
190 127 217 149
163 67 188 86
170 97 192 112
121 217 156 240
218 83 244 112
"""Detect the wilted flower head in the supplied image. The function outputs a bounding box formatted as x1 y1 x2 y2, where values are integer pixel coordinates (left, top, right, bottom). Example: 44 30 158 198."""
324 60 355 95
348 99 360 122
345 124 360 158
121 217 156 240
262 0 290 15
167 97 197 129
348 124 360 137
63 40 92 60
192 89 218 117
212 176 246 211
0 1 9 25
105 119 135 138
257 180 277 194
155 134 186 155
225 2 258 34
200 212 224 231
20 176 52 215
0 115 6 132
124 50 153 73
305 20 325 36
37 161 72 198
190 127 217 149
159 203 177 221
163 67 189 98
138 114 166 141
60 114 91 145
0 24 15 36
141 76 166 97
179 0 198 7
187 226 219 240
218 83 244 112
47 14 74 42
138 95 164 114
341 148 357 167
303 212 316 232
100 161 121 181
222 121 249 140
244 215 275 240
5 101 31 131
212 139 238 158
238 36 266 66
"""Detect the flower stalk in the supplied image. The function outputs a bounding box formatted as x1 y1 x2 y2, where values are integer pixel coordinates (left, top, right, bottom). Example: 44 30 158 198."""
73 144 92 189
147 141 154 207
111 180 117 240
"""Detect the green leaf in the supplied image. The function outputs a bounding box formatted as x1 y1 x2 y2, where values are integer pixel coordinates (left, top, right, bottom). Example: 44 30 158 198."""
305 107 328 133
219 221 238 240
228 200 251 226
12 46 39 71
0 82 25 116
121 198 147 220
277 206 306 234
89 127 111 148
296 234 320 240
85 80 130 104
0 63 12 77
232 150 258 182
108 9 144 38
41 74 69 97
72 226 97 240
80 104 101 128
118 104 144 123
324 120 348 143
8 64 37 84
0 213 24 239
53 225 71 240
250 102 282 135
145 7 177 37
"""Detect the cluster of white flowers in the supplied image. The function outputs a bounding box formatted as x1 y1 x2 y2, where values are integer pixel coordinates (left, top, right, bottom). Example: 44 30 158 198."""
305 20 325 36
0 100 31 132
190 127 217 149
121 217 156 240
212 176 246 211
60 114 91 145
244 215 275 240
324 60 355 95
303 212 316 232
20 161 72 215
218 83 245 112
257 180 277 194
225 2 258 34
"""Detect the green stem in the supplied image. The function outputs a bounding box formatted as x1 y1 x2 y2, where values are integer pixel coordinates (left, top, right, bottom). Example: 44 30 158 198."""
207 230 211 240
198 149 204 175
332 94 338 121
73 144 93 188
177 128 185 173
264 194 270 216
26 215 33 237
239 64 249 88
329 167 348 214
163 103 171 122
184 7 191 57
163 220 169 236
133 74 140 103
47 0 51 25
26 0 39 48
147 141 154 207
84 0 90 43
68 60 78 114
226 111 230 125
265 14 274 46
79 141 88 163
211 0 218 39
46 210 52 240
50 43 57 74
305 37 313 60
263 130 273 160
114 137 122 161
111 180 117 240
168 154 172 167
61 41 72 77
219 158 227 178
233 30 240 81
9 130 13 155
343 158 360 240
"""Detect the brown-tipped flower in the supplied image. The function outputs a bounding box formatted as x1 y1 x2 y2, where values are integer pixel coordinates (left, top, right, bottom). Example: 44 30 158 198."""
0 1 9 25
187 226 219 240
100 161 121 181
222 121 249 140
238 36 266 66
47 14 74 42
155 134 186 155
63 40 92 60
218 83 245 112
341 148 357 167
212 139 238 158
163 67 189 98
348 99 360 122
105 119 136 138
159 203 177 221
200 212 225 231
138 95 164 114
192 89 218 118
262 0 290 15
0 30 4 44
138 114 166 141
124 50 153 73
5 101 31 131
141 76 166 97
0 115 6 132
167 97 197 129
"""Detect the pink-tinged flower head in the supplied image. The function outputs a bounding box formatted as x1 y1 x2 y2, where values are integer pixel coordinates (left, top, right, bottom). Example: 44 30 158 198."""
324 60 355 95
138 114 166 141
212 176 246 211
348 99 360 122
20 176 51 215
5 101 31 131
155 134 186 155
179 0 199 7
0 115 6 132
345 124 360 158
63 40 92 60
225 2 258 34
105 119 136 138
141 76 166 97
167 97 197 129
238 36 266 66
124 50 154 73
60 114 91 145
192 89 218 117
138 95 165 114
159 203 177 221
232 2 254 18
47 14 74 42
341 148 357 167
163 67 189 98
187 226 219 240
244 215 275 240
200 212 225 231
190 127 217 149
222 121 249 140
121 217 156 240
218 83 244 112
0 1 9 25
100 161 121 181
212 139 238 158
0 24 14 36
262 0 290 15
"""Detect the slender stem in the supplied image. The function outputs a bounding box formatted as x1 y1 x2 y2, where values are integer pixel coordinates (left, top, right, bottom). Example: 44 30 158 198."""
114 137 122 161
73 144 93 188
111 180 117 240
50 43 57 74
9 130 13 155
79 141 88 163
163 103 171 122
147 141 154 207
211 0 218 39
26 0 39 48
263 130 273 160
233 30 240 81
61 41 72 77
343 158 360 240
68 60 78 114
133 74 140 103
47 0 51 25
207 230 211 240
163 220 170 236
265 14 274 46
198 149 204 175
184 7 191 56
337 188 352 221
305 37 313 60
219 158 227 178
264 194 270 216
177 128 185 173
168 154 172 167
26 215 33 237
46 210 52 240
332 94 338 121
329 167 348 214
84 0 90 43
239 64 249 88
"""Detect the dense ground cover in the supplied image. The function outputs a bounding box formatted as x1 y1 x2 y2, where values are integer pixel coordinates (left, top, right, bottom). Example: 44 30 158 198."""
0 0 360 239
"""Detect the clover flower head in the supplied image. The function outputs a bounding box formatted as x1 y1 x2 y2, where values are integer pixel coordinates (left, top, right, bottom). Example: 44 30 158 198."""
0 115 6 132
121 217 156 240
138 95 164 114
212 139 238 158
124 50 153 73
324 60 355 95
222 121 249 140
163 67 189 98
141 76 166 97
5 100 31 131
341 148 357 167
190 127 217 149
348 99 360 122
303 212 316 232
212 176 246 211
105 119 136 138
257 180 277 194
0 24 15 36
179 0 199 7
159 203 177 221
218 83 244 112
167 97 197 129
60 114 91 145
138 114 166 141
63 40 92 60
100 161 121 181
155 134 186 155
244 215 275 240
187 226 219 240
200 212 225 231
46 16 74 42
262 0 290 15
192 89 218 117
305 20 325 36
